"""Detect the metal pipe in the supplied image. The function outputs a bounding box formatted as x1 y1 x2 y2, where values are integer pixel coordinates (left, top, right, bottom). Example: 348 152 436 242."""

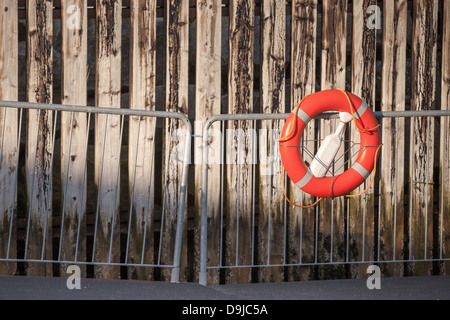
0 100 191 122
170 117 192 283
199 117 214 286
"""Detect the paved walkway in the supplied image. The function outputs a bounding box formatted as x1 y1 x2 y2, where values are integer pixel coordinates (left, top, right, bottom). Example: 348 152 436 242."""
0 275 449 300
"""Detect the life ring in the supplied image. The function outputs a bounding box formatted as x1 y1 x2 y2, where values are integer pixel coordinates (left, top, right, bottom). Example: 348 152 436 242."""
279 89 380 198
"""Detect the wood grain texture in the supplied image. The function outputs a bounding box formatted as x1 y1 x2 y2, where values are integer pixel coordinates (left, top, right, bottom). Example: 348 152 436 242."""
26 0 53 277
318 0 347 278
194 0 222 285
288 0 317 281
94 0 122 279
226 0 255 284
349 0 377 277
60 0 88 277
127 0 156 280
0 0 18 275
379 0 407 276
409 0 438 276
258 0 285 283
440 0 450 275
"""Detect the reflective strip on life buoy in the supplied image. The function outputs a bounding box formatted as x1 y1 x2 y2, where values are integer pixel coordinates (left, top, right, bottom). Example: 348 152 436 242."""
279 89 380 198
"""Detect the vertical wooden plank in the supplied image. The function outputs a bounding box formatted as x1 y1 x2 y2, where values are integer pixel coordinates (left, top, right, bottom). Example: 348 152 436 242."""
440 0 450 275
349 0 377 276
162 0 189 281
0 0 18 275
318 0 347 277
288 0 317 281
194 0 222 285
409 0 438 276
258 0 285 283
60 0 88 277
26 0 53 277
127 0 156 281
379 0 407 277
321 0 347 91
226 0 254 284
94 0 122 279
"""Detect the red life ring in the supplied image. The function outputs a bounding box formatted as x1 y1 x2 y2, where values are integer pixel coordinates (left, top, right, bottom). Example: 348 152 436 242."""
279 89 380 198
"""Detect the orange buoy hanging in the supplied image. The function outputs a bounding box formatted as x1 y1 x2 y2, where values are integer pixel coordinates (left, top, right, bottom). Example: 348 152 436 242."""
279 89 381 199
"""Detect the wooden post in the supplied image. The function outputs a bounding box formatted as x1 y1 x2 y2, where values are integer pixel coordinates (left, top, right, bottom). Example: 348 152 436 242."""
409 0 438 276
60 0 88 277
94 0 122 279
162 0 189 281
127 0 156 281
318 0 347 278
0 0 18 275
288 0 317 281
258 0 285 283
226 0 254 284
440 0 450 275
194 0 222 285
26 0 53 277
379 0 407 277
349 0 377 277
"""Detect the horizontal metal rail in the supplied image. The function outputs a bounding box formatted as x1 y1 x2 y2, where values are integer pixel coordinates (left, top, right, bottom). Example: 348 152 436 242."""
0 100 191 121
202 110 450 125
0 258 177 268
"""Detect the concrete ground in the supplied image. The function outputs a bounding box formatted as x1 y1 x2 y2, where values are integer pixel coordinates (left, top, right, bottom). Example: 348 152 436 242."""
0 275 449 300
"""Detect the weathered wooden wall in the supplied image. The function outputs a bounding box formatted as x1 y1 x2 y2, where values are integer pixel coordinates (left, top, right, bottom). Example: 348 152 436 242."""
0 0 449 283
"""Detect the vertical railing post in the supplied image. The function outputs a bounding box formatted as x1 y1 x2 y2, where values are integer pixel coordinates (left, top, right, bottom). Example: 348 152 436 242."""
171 119 192 283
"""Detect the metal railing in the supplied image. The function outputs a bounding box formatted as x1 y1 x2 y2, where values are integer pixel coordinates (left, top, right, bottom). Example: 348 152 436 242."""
199 110 450 285
0 101 191 283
